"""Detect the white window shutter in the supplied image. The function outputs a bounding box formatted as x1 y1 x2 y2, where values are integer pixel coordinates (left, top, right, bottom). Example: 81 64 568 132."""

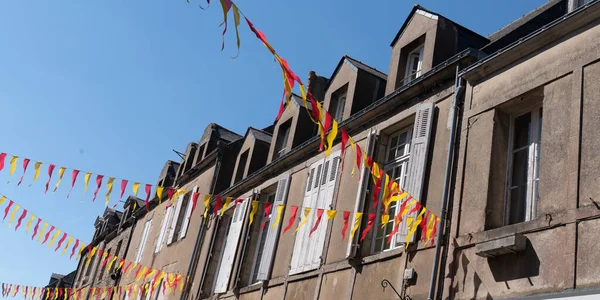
399 102 434 245
167 193 185 245
155 206 172 253
310 152 340 269
346 129 377 259
214 198 249 293
179 186 198 240
136 219 152 263
256 172 291 281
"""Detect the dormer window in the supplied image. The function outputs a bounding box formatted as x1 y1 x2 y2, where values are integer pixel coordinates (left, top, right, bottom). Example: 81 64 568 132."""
404 46 424 84
274 121 291 160
330 87 347 122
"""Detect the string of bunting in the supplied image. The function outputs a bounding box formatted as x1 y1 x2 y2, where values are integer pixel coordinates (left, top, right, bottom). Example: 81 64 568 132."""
0 193 187 286
0 275 186 300
209 0 442 247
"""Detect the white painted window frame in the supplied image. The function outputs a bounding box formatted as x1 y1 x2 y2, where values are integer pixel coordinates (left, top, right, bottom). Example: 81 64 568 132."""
505 105 543 225
135 219 152 263
404 46 424 85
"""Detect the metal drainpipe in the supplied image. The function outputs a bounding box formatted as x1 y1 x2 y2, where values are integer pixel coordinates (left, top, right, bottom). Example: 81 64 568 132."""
427 63 463 300
110 215 137 300
182 146 222 300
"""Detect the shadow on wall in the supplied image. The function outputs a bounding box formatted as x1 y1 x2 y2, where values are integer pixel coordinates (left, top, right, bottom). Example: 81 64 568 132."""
488 239 540 283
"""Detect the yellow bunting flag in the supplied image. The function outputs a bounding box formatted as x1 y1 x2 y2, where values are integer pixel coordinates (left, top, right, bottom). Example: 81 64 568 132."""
0 195 6 206
146 268 156 280
47 229 61 248
31 162 42 185
53 288 58 300
350 212 363 239
231 4 242 58
154 271 165 289
137 266 147 282
62 236 73 256
349 137 357 176
325 120 339 157
83 172 92 192
8 156 18 182
101 288 107 298
25 214 35 234
156 186 164 203
203 194 211 219
37 222 48 243
295 208 312 233
85 247 96 267
425 215 435 245
77 242 86 261
132 285 137 298
105 177 115 206
106 256 117 274
7 204 20 227
406 209 426 247
53 167 66 192
221 197 233 216
326 210 337 220
132 182 140 196
249 200 259 225
390 191 408 205
271 204 285 229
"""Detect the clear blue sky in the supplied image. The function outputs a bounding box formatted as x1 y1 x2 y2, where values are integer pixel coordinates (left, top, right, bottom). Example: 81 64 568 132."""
0 0 546 289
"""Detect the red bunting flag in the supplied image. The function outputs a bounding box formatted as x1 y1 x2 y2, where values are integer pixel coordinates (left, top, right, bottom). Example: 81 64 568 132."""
6 284 11 298
17 158 31 186
120 180 128 199
309 208 325 237
360 213 376 242
167 188 175 200
341 211 351 240
420 211 431 242
42 225 55 245
3 200 14 221
191 192 200 214
0 153 7 172
282 205 299 234
92 175 103 202
101 253 110 267
275 96 286 121
341 129 349 171
213 196 222 216
24 286 28 299
32 218 41 240
44 164 55 194
260 203 272 232
58 289 62 300
15 209 27 231
70 239 80 259
134 265 143 280
55 232 67 252
429 217 439 247
67 170 80 198
145 184 152 211
355 145 363 181
118 287 123 300
372 168 384 209
322 113 333 152
33 288 36 300
408 201 422 215
123 261 133 276
13 285 18 297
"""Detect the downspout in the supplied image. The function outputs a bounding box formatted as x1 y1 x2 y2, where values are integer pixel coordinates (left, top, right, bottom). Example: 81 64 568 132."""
111 215 137 300
182 145 222 300
427 63 463 300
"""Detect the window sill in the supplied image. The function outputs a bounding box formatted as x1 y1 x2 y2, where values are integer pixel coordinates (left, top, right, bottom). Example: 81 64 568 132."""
361 247 405 265
239 282 263 293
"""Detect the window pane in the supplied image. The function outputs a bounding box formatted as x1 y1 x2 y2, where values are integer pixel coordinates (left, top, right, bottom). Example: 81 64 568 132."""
513 112 531 149
511 149 529 187
508 186 527 224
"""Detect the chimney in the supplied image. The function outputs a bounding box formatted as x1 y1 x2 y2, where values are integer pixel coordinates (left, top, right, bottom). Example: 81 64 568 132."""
307 71 329 104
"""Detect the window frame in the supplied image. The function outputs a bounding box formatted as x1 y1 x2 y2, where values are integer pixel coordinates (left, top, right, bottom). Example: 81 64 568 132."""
330 92 347 122
404 46 424 85
248 192 276 285
135 219 152 263
371 127 412 254
504 104 543 225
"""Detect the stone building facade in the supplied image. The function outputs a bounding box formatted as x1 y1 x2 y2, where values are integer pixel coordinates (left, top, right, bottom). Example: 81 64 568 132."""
72 0 600 299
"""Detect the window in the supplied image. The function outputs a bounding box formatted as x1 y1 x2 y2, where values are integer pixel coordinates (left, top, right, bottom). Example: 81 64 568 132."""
155 205 173 253
173 193 191 240
404 46 423 85
235 150 249 184
135 219 152 263
506 106 542 225
290 153 340 274
274 121 291 160
249 193 276 284
99 248 111 279
372 128 412 253
329 91 347 122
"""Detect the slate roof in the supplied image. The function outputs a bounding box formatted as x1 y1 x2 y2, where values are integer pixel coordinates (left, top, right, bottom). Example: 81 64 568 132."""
211 123 243 143
343 56 387 80
248 127 272 144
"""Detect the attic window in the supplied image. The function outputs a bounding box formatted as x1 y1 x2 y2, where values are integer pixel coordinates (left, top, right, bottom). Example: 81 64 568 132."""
274 121 291 160
235 150 249 184
404 46 424 85
330 85 348 122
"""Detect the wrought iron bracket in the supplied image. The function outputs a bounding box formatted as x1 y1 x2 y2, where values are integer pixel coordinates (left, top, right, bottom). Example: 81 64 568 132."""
381 279 411 300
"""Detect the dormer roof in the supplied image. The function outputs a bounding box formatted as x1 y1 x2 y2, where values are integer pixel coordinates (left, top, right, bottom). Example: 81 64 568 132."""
325 55 387 91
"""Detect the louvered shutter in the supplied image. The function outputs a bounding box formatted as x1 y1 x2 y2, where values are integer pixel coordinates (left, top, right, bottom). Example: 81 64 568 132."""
290 161 322 274
310 152 341 269
214 198 249 293
395 102 434 246
155 205 172 253
179 186 197 240
167 193 185 245
256 172 291 280
346 129 377 259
